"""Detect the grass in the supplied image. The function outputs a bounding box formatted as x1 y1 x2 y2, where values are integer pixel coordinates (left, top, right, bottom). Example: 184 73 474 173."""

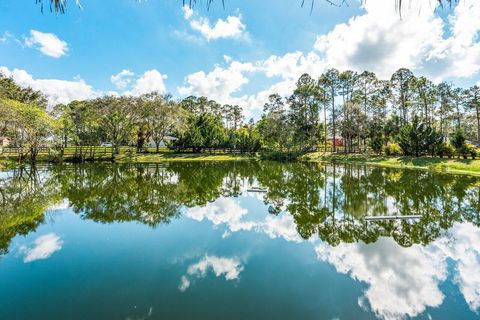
302 152 480 176
114 152 255 163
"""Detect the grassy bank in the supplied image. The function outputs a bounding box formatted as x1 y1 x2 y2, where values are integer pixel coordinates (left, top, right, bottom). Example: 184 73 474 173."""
0 151 256 165
3 150 480 176
113 152 255 163
302 152 480 176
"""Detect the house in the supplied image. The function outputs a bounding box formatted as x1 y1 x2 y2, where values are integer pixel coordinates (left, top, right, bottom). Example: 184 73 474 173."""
147 135 178 148
326 137 344 147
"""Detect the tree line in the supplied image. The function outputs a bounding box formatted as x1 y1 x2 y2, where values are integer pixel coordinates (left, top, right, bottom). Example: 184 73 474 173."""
1 68 480 162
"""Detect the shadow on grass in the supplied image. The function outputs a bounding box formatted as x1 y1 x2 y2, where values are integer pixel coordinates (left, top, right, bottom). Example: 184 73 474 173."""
397 156 473 167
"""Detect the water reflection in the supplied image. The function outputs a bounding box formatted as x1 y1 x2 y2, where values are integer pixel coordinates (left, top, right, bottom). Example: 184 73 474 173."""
1 162 479 253
1 162 480 319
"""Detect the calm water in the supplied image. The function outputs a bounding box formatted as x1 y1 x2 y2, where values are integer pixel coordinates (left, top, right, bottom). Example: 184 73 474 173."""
1 161 479 320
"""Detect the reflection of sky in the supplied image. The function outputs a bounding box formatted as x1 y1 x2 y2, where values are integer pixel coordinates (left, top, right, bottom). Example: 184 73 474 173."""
179 255 244 292
2 184 479 320
19 233 63 263
184 190 480 320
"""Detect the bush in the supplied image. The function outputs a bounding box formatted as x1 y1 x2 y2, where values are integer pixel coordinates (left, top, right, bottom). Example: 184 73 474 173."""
384 143 402 156
436 143 455 158
459 144 480 159
451 129 466 151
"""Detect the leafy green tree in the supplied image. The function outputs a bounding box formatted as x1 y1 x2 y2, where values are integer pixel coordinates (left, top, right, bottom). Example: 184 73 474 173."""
465 85 480 143
390 68 414 125
288 74 324 151
397 116 442 157
319 69 340 151
96 96 138 155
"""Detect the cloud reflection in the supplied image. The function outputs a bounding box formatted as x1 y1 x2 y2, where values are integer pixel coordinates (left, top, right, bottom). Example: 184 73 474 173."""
179 255 244 292
20 233 63 263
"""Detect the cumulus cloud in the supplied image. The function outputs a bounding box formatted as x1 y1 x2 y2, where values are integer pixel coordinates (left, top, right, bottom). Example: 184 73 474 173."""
111 69 134 89
20 233 63 263
125 69 168 96
314 0 480 80
182 6 246 41
178 61 256 102
0 66 100 106
179 255 244 291
24 30 69 58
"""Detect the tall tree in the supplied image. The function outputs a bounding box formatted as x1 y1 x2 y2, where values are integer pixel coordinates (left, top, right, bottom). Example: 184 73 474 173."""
465 85 480 143
390 68 414 126
319 69 340 152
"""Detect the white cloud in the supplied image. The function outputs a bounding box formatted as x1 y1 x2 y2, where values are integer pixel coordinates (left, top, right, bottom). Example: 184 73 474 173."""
176 0 480 119
182 6 246 41
0 66 100 106
186 197 256 233
313 0 480 80
125 69 167 96
24 30 68 58
182 6 193 20
111 69 134 89
0 31 13 43
178 61 256 103
20 233 63 263
179 255 244 291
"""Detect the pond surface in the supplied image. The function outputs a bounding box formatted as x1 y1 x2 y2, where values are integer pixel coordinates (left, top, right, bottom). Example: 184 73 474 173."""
0 161 479 320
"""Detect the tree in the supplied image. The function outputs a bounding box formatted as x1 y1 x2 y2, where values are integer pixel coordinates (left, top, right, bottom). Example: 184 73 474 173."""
0 99 57 160
410 76 437 125
465 85 480 143
390 68 414 125
437 82 454 139
96 96 138 155
319 69 340 152
451 128 466 151
288 74 324 151
397 116 442 157
142 93 187 152
257 94 291 150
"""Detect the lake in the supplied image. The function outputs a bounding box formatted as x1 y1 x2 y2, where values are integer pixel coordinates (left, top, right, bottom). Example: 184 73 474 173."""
0 161 479 320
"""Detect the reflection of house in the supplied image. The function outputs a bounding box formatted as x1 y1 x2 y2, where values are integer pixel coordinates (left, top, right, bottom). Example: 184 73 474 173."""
147 135 178 148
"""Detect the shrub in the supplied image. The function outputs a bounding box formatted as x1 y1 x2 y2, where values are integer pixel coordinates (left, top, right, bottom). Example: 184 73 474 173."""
384 143 402 156
451 129 466 151
436 143 455 158
459 144 480 159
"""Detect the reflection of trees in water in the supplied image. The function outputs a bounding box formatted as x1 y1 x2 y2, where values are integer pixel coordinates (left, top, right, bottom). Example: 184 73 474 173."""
1 162 479 254
0 166 62 254
260 162 480 247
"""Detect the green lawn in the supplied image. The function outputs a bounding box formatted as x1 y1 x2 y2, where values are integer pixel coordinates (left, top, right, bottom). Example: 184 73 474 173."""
114 152 255 162
302 152 480 176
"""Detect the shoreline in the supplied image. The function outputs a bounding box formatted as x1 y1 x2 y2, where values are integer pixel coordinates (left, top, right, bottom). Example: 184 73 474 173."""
2 152 480 176
301 153 480 177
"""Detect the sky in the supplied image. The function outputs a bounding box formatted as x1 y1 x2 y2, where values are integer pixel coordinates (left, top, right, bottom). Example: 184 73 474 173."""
1 0 480 119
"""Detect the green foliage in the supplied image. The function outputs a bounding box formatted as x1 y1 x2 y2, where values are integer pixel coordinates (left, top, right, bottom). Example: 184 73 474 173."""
397 116 442 157
451 128 466 151
369 135 384 154
384 143 402 156
458 143 480 159
436 143 455 158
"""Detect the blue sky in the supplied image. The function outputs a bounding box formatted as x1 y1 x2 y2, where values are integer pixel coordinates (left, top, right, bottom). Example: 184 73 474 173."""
1 0 480 118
